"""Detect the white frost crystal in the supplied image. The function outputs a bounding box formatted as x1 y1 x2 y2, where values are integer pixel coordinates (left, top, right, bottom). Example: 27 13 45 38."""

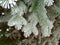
0 29 2 32
44 0 54 6
2 12 4 15
0 0 17 9
6 28 9 31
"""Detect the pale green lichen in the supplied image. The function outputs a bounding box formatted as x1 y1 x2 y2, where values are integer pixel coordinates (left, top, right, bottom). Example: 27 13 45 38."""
0 0 60 45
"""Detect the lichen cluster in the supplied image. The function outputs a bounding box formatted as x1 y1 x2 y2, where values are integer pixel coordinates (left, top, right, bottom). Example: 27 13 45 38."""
0 0 60 45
